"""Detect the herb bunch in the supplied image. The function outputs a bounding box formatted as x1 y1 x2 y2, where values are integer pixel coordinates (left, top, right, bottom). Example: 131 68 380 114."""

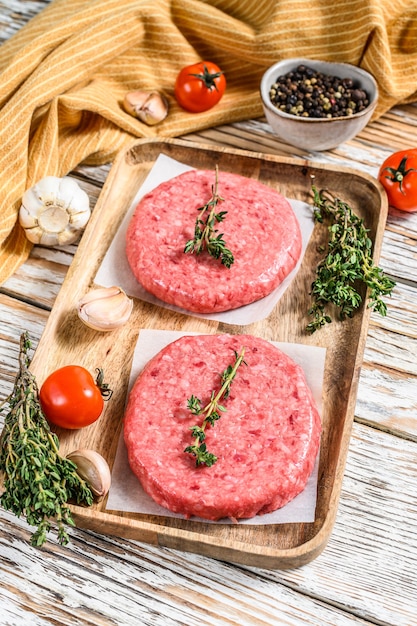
184 347 246 467
184 165 234 268
0 332 93 547
307 185 396 333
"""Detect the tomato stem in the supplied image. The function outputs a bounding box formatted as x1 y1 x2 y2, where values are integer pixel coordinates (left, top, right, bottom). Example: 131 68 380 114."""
95 368 113 401
382 155 417 195
189 64 224 91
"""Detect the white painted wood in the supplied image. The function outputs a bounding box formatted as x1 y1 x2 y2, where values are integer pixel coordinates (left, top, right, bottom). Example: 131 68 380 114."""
0 1 49 42
254 423 417 626
0 423 415 626
0 295 47 397
356 365 417 438
1 2 417 626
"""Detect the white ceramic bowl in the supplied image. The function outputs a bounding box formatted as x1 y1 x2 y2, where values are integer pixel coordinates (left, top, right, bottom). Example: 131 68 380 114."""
260 58 378 151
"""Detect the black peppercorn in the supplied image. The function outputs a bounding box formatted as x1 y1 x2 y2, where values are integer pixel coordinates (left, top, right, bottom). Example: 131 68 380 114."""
268 64 370 119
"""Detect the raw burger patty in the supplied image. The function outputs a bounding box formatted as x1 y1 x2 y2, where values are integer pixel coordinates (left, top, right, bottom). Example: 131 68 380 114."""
124 334 321 521
125 169 302 313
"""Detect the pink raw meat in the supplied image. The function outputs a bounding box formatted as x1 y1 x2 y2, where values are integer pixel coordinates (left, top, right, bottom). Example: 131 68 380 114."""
124 333 321 521
125 169 302 313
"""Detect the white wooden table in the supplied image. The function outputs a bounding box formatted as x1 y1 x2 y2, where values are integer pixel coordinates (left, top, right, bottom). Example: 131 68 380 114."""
1 2 416 625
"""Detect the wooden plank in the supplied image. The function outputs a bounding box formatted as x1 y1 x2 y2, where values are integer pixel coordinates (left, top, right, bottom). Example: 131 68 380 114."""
0 422 414 626
255 422 417 626
0 1 50 43
1 254 70 309
0 512 375 626
356 365 417 439
0 294 48 396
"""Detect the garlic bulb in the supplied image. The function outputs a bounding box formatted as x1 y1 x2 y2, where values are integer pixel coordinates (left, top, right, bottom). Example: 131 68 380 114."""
123 90 169 125
77 285 133 331
67 449 111 500
19 176 91 246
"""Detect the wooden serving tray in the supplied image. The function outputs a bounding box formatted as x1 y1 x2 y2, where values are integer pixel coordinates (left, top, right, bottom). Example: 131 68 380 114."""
30 138 388 569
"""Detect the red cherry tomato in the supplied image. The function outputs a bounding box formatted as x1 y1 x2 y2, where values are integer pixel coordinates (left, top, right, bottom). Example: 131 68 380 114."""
39 366 112 429
174 61 226 113
377 149 417 212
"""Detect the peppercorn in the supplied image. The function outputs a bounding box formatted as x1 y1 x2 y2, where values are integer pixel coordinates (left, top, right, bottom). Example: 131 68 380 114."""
268 65 370 119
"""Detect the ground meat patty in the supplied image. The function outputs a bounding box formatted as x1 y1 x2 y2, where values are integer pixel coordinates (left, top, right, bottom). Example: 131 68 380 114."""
125 169 302 313
124 334 321 521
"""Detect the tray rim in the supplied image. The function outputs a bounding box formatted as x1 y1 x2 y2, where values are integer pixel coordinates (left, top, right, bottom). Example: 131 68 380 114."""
30 137 388 569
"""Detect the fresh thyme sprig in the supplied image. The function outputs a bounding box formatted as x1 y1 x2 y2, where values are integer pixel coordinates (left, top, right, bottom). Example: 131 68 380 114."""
0 332 93 547
184 347 246 467
307 184 396 333
184 165 234 268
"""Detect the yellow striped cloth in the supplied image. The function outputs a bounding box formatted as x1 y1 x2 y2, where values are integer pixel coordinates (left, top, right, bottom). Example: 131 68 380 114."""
1 0 417 284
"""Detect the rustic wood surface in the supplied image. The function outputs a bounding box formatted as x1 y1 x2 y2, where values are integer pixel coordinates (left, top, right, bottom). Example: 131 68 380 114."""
1 2 417 625
27 139 390 569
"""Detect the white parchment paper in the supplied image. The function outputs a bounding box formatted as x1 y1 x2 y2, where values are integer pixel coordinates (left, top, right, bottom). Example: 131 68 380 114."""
106 329 326 525
95 154 315 325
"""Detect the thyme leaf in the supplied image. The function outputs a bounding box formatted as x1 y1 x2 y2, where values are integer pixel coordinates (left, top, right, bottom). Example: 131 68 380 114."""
184 347 246 467
0 332 93 547
184 165 234 268
307 184 396 333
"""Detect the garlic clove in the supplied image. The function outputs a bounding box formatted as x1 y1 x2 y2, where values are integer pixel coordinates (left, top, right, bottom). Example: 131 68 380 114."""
123 90 169 125
77 285 133 331
19 175 91 246
67 449 111 500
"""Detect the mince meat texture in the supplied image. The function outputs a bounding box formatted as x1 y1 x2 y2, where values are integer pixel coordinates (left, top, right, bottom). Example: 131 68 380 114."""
124 333 321 522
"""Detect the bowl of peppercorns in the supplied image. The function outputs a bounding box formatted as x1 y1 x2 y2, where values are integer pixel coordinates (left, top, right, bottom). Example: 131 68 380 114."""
260 59 378 151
